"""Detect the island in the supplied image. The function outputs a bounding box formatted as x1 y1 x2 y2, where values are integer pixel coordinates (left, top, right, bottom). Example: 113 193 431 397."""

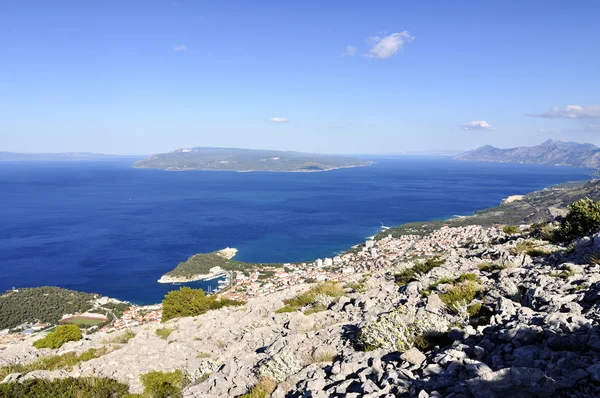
454 139 600 168
133 147 372 172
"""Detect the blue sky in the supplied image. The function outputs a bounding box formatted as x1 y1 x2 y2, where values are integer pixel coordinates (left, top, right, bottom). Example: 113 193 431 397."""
1 0 599 155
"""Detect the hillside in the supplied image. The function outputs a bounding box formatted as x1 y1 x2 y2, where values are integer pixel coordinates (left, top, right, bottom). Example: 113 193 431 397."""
133 147 371 172
377 179 600 238
454 140 600 168
0 287 98 330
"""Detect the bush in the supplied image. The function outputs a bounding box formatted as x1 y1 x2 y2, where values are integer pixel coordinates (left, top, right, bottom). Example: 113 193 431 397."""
503 225 520 235
33 324 82 349
0 377 129 397
439 282 481 313
555 198 600 242
139 369 188 398
162 287 244 322
526 248 550 257
395 257 446 286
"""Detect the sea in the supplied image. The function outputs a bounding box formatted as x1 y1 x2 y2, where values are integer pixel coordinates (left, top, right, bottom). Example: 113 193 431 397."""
0 157 593 304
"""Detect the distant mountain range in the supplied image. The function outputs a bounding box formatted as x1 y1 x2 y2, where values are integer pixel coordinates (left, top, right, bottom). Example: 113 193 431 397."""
454 140 600 168
0 152 133 161
134 147 372 172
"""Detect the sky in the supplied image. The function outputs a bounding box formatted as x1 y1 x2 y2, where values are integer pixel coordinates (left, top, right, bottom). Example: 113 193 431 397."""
1 0 599 155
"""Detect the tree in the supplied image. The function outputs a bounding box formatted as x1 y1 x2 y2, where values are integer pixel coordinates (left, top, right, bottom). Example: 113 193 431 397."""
161 287 243 322
33 324 82 349
556 198 600 241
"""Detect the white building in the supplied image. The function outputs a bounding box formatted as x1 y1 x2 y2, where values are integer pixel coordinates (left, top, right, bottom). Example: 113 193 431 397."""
315 259 323 267
365 240 375 249
324 258 333 266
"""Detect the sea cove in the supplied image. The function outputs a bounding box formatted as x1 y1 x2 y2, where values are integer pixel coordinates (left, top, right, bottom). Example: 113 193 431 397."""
0 157 592 304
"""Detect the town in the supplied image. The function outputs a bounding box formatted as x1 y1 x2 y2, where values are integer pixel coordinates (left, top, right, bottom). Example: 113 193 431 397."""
0 224 503 348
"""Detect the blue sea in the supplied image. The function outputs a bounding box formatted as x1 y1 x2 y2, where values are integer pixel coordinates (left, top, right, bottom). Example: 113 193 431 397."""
0 157 592 304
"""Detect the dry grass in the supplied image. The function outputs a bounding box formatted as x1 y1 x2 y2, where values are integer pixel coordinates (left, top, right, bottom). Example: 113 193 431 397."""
276 282 345 313
239 377 277 398
103 329 135 344
156 327 177 340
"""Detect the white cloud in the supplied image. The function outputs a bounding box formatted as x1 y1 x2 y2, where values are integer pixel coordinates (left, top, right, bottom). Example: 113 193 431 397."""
267 117 289 123
531 104 600 119
366 31 414 60
461 120 495 131
343 45 357 57
173 44 186 52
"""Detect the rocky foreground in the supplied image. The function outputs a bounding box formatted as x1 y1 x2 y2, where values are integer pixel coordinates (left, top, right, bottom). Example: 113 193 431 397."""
3 224 600 397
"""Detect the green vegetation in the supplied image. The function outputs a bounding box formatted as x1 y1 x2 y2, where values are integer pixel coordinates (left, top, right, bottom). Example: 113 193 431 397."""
0 377 129 398
467 303 483 317
552 265 575 279
139 369 188 398
478 262 504 272
239 377 277 398
526 248 551 257
104 329 135 344
413 333 452 352
555 197 600 242
161 287 244 322
0 286 96 330
421 274 479 297
33 324 82 349
395 257 446 286
196 352 210 359
439 281 482 313
1 347 109 379
275 282 345 313
134 147 371 172
503 225 520 234
156 327 177 340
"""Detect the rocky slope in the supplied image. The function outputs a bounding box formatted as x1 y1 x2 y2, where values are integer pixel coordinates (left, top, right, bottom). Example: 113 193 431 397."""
454 140 600 168
2 223 600 397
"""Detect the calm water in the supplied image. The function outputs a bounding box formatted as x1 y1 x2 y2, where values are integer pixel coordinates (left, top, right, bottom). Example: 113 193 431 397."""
0 157 592 304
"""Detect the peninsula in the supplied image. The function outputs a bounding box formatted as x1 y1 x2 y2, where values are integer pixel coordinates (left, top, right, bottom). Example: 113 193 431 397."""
133 147 371 172
158 248 246 283
454 139 600 168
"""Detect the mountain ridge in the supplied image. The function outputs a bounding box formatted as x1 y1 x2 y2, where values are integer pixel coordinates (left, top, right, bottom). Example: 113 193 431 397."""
454 140 600 168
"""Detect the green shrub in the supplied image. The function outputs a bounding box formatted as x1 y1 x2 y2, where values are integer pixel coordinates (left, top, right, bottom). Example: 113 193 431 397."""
439 282 481 313
478 263 503 272
555 198 600 242
395 257 446 286
413 332 452 351
467 303 482 317
526 248 551 257
345 281 368 293
456 273 478 283
156 327 177 340
0 377 129 397
239 377 277 398
139 369 188 398
503 225 520 235
552 265 575 279
162 287 244 322
33 324 82 349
